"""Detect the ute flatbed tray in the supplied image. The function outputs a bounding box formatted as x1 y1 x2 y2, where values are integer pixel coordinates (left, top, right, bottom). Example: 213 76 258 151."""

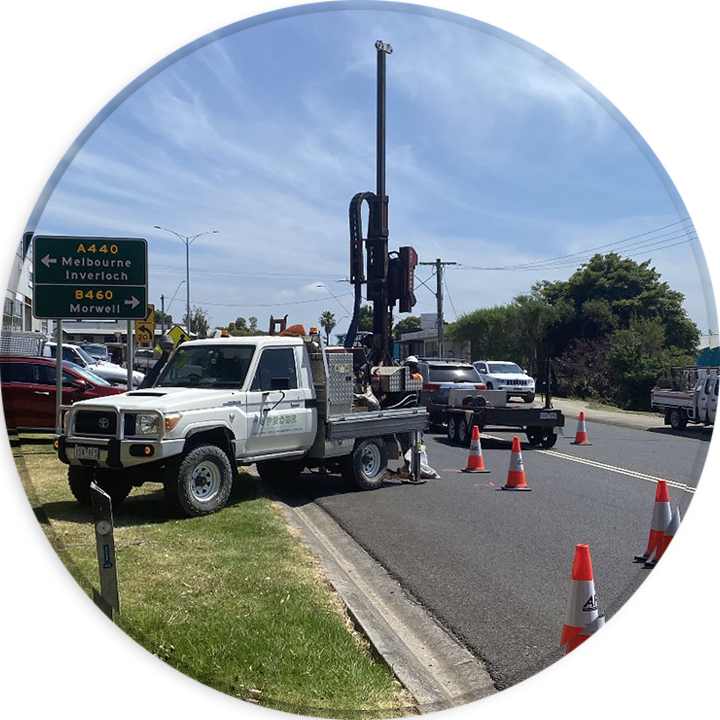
326 406 428 440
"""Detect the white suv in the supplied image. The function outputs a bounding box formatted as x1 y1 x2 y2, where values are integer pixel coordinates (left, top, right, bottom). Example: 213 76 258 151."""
473 360 535 403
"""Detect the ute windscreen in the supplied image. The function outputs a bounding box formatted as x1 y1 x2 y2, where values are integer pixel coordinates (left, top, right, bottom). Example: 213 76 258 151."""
155 345 256 388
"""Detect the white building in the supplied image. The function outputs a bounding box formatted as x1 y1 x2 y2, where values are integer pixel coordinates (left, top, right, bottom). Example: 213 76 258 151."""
397 313 470 360
3 238 47 335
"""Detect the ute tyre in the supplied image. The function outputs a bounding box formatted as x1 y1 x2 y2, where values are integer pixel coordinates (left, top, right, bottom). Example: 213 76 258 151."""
68 467 133 506
68 466 95 505
167 444 233 517
340 438 388 491
669 408 688 430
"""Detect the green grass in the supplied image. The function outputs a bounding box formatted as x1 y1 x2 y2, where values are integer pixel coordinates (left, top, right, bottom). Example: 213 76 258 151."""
14 436 414 719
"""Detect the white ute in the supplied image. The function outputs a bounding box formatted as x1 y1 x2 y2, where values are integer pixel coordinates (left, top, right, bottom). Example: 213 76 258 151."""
58 334 427 516
651 366 718 430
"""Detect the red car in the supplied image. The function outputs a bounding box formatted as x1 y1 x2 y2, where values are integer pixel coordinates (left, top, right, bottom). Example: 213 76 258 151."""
1 355 125 430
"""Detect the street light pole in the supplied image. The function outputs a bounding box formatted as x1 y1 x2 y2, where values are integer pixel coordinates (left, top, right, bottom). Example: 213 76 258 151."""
154 226 219 335
316 283 350 314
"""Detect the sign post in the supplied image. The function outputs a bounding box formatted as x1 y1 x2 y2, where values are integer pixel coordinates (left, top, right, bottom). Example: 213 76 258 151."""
91 482 120 620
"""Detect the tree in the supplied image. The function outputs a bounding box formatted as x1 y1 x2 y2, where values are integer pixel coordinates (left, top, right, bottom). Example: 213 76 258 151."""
538 253 699 356
154 309 173 328
249 316 258 332
319 310 337 344
183 306 210 339
359 304 374 332
393 315 421 340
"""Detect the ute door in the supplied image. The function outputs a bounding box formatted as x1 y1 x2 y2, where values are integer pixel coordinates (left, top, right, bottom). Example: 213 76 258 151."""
699 375 712 422
709 376 718 424
244 346 313 457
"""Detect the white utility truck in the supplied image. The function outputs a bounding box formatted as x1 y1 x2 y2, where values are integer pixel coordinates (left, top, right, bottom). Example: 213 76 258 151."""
57 333 427 516
651 366 718 430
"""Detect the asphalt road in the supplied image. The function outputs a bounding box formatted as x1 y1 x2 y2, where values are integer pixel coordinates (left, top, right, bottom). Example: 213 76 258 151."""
276 418 708 690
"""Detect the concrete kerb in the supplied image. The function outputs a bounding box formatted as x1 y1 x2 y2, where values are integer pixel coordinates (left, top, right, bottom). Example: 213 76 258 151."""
277 498 497 713
551 398 662 432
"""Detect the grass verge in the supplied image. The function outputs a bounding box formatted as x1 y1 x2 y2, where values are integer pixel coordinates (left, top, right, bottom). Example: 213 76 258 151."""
13 434 414 719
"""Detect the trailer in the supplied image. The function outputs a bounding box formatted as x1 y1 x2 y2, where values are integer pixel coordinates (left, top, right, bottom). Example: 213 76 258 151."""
442 360 564 447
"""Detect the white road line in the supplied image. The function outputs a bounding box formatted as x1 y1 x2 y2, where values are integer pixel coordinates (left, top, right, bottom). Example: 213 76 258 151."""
480 433 696 495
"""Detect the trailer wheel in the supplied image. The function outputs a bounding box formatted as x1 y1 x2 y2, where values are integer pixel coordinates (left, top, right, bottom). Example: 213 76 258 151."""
340 438 388 490
457 418 471 447
540 431 557 448
669 408 688 430
165 444 233 517
447 415 459 443
526 428 542 447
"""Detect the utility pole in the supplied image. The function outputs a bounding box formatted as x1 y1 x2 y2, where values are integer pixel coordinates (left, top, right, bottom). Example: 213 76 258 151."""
419 258 456 358
160 294 165 335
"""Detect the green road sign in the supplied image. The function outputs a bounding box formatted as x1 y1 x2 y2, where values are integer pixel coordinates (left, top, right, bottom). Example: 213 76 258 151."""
33 236 147 319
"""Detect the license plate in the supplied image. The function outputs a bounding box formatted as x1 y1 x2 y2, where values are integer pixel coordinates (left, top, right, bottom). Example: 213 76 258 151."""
75 446 100 460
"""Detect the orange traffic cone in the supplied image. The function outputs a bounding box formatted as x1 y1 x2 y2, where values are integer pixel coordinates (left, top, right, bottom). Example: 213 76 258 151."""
561 543 603 653
462 425 491 474
570 412 592 445
501 436 531 491
633 481 672 563
644 505 681 569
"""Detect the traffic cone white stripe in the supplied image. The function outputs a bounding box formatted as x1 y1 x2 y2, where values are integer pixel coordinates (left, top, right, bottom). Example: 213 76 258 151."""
564 580 599 629
578 614 605 638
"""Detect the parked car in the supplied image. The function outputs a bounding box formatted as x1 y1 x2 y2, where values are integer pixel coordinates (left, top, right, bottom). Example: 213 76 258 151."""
42 342 144 387
473 360 535 403
133 347 157 372
81 343 110 362
415 358 486 427
1 355 125 430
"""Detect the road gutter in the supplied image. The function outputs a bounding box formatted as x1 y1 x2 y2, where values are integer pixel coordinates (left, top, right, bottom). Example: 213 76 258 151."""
278 498 497 714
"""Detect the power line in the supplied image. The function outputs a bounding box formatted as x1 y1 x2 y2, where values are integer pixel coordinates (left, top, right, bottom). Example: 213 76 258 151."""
150 264 343 280
455 218 695 272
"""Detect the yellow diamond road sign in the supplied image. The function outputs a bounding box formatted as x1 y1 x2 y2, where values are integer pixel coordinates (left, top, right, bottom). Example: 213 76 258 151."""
168 324 192 348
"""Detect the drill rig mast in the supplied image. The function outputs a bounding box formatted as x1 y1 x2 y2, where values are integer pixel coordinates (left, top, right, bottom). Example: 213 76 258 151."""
344 40 418 365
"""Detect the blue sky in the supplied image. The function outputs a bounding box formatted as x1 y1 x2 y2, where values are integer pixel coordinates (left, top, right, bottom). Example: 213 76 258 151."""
33 7 708 335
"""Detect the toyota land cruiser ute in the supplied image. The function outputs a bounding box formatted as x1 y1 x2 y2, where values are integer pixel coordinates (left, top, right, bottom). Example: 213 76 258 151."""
57 333 427 516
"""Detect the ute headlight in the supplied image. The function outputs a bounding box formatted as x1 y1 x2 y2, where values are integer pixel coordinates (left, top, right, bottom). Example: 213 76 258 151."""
135 413 159 435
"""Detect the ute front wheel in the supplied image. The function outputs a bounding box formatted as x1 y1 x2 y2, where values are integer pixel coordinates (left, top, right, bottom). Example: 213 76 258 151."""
68 466 133 506
166 444 233 517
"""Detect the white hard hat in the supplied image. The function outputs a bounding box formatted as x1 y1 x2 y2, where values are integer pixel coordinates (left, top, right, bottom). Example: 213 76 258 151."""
405 355 419 365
